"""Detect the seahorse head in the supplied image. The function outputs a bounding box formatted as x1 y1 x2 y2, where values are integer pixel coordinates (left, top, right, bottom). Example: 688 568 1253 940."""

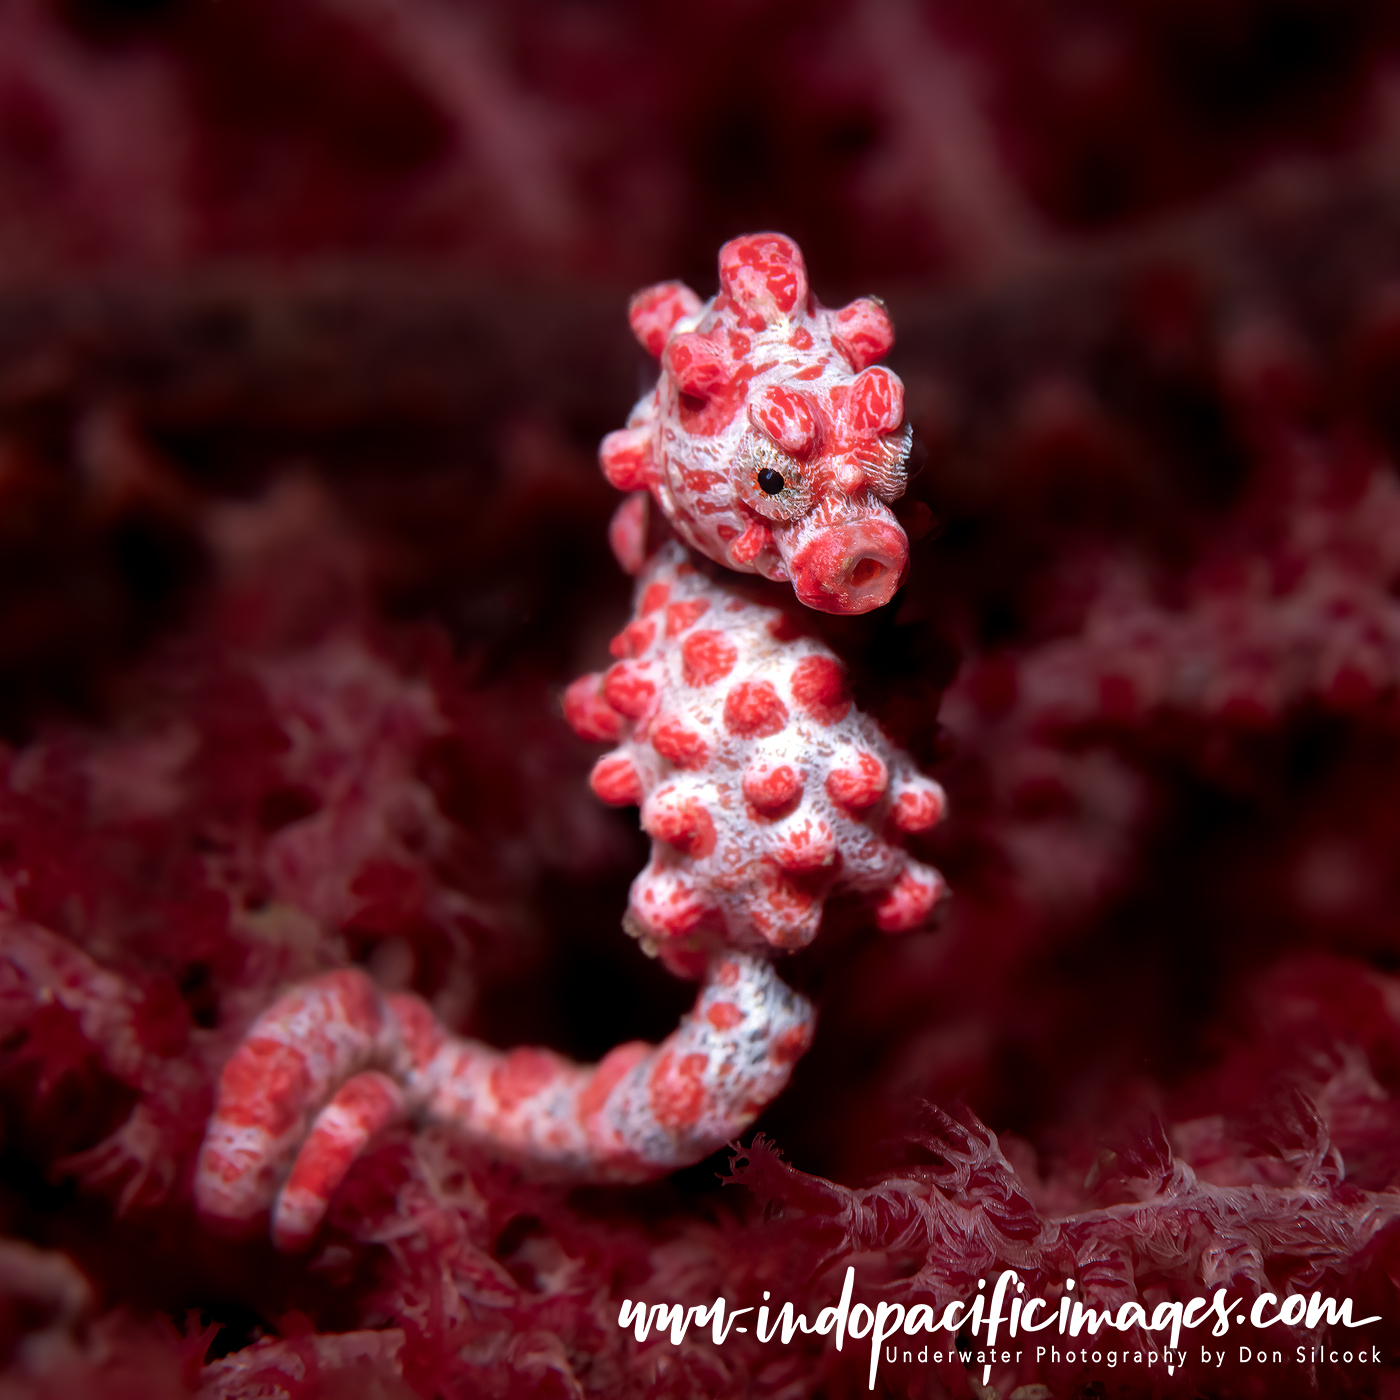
601 233 913 614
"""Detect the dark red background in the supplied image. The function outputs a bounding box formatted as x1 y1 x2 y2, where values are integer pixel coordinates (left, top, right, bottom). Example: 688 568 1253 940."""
5 2 1400 1396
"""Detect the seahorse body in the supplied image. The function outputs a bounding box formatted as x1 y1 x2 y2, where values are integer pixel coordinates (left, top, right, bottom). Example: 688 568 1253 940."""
194 235 945 1250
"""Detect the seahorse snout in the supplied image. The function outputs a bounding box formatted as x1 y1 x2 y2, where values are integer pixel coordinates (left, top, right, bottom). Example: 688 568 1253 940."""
783 514 908 614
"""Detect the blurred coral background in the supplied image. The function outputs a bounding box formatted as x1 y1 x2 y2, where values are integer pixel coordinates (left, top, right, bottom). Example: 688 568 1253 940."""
7 1 1400 1396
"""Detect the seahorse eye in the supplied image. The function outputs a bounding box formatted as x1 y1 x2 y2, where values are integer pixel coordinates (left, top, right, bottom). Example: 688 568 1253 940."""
757 467 786 496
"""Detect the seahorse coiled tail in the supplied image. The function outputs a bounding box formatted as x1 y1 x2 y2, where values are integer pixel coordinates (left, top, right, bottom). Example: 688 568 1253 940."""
194 956 812 1250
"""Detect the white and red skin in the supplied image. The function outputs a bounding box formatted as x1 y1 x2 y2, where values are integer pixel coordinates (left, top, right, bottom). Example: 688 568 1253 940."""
563 541 948 965
194 242 948 1254
600 232 916 614
194 953 812 1250
194 545 945 1250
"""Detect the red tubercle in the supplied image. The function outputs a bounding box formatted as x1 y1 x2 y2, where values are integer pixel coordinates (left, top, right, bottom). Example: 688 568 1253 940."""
681 630 738 686
491 1048 562 1112
628 281 702 359
833 298 895 371
649 716 709 770
723 680 789 738
842 366 904 438
750 385 819 457
826 752 888 810
649 1049 710 1129
706 1001 744 1030
664 332 733 401
665 598 710 636
892 784 945 833
642 788 716 858
608 492 651 575
603 663 658 720
590 754 644 807
742 761 804 811
790 654 851 724
608 618 655 659
718 233 809 323
769 1024 811 1065
562 673 623 742
599 427 653 492
771 817 836 872
874 864 945 934
634 868 708 938
656 942 711 980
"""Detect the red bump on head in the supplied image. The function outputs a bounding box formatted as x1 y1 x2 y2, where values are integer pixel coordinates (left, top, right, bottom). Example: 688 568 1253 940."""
562 673 622 742
842 366 904 437
742 761 803 811
608 491 650 576
790 654 851 725
628 281 703 358
718 233 809 323
826 752 888 810
590 753 644 807
682 629 739 686
723 680 789 738
749 384 819 457
833 297 895 371
650 716 710 770
599 427 654 492
664 332 733 400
